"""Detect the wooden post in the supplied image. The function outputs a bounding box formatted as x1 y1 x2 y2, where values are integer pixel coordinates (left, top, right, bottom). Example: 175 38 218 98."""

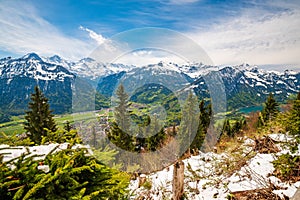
172 160 184 200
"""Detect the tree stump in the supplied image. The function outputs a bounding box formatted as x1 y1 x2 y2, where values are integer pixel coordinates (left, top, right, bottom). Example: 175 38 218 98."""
172 160 184 200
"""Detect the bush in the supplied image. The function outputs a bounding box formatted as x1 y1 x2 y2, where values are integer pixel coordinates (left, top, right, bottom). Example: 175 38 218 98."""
272 153 300 182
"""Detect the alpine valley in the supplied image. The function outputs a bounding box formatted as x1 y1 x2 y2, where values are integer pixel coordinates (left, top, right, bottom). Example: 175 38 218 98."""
0 53 299 122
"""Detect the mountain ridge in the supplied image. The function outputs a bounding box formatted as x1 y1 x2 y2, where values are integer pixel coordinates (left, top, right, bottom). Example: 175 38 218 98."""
0 53 299 120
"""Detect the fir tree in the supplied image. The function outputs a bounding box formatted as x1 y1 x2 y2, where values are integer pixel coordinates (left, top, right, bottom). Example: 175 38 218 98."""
221 119 232 137
41 129 82 145
146 128 166 151
107 84 135 151
287 91 300 136
258 93 279 126
114 84 131 133
0 146 130 199
178 92 199 156
190 100 211 150
24 86 57 144
63 121 72 132
145 116 166 151
231 117 246 136
135 115 151 151
107 122 135 151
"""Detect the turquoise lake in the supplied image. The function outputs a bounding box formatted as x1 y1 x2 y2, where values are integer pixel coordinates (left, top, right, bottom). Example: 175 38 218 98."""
237 106 263 114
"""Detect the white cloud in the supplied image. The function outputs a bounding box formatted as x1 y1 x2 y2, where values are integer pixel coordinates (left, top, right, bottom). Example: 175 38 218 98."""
0 1 95 59
116 49 187 66
79 26 106 45
187 3 300 68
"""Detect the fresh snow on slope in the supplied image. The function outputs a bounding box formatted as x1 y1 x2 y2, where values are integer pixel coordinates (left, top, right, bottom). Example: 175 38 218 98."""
129 134 300 199
0 53 74 81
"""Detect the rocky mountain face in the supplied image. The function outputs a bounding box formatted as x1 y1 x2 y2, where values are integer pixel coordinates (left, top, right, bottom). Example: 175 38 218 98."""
0 53 299 119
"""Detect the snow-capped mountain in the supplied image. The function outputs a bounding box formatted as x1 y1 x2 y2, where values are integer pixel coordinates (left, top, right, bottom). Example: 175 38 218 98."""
0 53 74 82
43 54 75 70
70 58 130 79
97 61 190 97
43 55 134 79
216 65 300 107
96 62 300 110
0 53 299 117
0 53 75 115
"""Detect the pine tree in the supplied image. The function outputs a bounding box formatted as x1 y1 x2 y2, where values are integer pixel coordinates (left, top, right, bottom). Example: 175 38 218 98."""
107 84 134 151
107 122 135 151
221 119 232 137
178 92 199 156
258 92 279 126
0 146 130 199
190 100 211 150
288 91 300 136
145 116 166 151
135 115 151 152
114 84 131 133
63 121 72 132
24 86 57 144
41 129 82 145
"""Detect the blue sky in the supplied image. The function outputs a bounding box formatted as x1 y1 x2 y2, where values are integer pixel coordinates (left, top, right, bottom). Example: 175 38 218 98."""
0 0 300 70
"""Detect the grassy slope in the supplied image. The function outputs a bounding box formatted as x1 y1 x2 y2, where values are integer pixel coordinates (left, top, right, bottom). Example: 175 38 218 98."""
0 111 101 135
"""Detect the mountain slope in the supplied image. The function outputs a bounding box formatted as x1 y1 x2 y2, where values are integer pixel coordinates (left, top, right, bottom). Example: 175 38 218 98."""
0 53 299 119
96 62 300 110
0 53 75 115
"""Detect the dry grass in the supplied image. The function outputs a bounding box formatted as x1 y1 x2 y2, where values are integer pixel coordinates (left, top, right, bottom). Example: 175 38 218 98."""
230 188 287 200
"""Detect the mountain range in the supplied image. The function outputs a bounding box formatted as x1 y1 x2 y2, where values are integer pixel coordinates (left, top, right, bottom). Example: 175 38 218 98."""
0 53 299 122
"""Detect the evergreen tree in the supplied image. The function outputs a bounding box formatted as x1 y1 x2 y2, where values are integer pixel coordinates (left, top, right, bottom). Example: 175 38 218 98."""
231 117 246 136
63 120 72 132
221 119 232 137
135 115 151 151
145 116 166 151
107 84 134 151
0 146 129 199
41 129 82 145
146 128 166 151
190 100 211 150
107 122 135 151
258 93 279 126
24 86 57 144
114 84 131 133
178 92 199 155
287 91 300 136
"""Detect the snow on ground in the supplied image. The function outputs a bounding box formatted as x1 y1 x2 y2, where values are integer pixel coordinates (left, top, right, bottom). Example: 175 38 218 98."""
129 134 300 199
0 143 92 162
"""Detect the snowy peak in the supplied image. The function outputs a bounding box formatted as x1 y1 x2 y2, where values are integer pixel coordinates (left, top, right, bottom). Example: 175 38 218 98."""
217 64 300 101
43 54 75 70
146 61 181 74
78 57 95 63
48 55 63 63
70 59 134 79
0 53 74 82
21 52 42 61
131 61 219 78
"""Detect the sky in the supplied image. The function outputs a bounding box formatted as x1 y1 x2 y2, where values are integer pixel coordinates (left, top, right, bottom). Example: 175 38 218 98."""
0 0 300 71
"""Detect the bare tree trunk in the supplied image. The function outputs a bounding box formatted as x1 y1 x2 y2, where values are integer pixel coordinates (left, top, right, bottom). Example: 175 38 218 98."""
172 160 184 200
